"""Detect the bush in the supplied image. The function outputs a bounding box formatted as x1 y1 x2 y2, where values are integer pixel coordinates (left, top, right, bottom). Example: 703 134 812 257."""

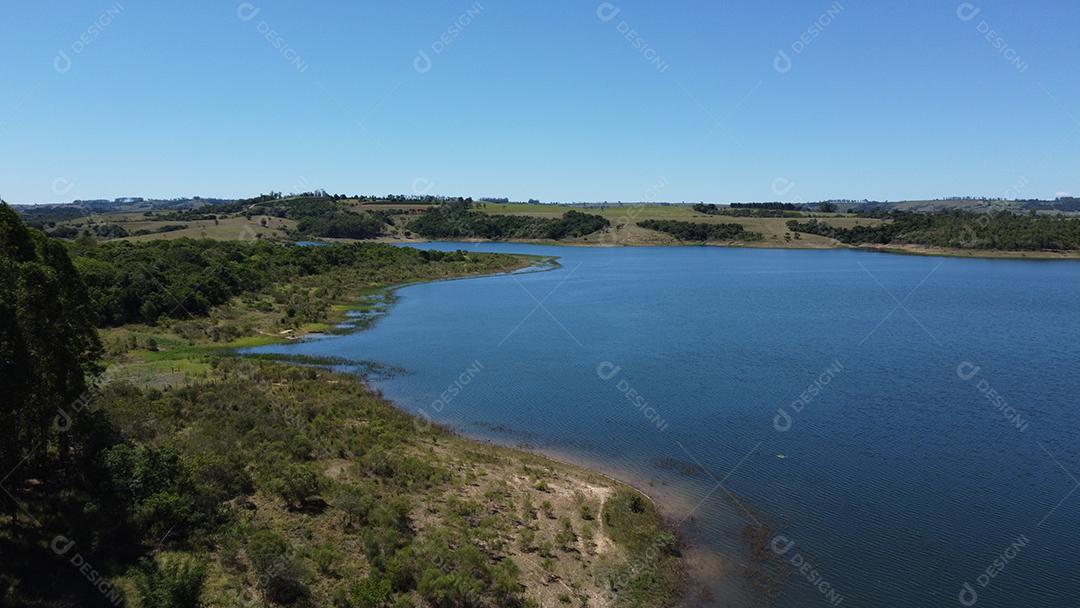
555 517 576 550
336 484 374 529
341 576 393 608
266 462 322 509
131 554 207 608
311 544 339 576
247 530 308 604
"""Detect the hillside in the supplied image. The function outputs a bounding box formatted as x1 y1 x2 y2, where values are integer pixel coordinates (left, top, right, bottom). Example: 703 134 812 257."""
0 204 683 608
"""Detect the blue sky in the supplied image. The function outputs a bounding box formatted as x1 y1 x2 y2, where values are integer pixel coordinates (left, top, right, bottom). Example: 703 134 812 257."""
2 0 1078 204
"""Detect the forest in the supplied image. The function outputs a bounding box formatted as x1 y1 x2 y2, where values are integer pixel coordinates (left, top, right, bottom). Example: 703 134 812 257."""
692 203 801 218
787 211 1080 250
406 201 610 240
637 219 764 242
244 198 394 240
68 237 508 326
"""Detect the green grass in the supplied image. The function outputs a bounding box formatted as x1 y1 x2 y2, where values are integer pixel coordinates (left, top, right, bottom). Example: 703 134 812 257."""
469 203 886 247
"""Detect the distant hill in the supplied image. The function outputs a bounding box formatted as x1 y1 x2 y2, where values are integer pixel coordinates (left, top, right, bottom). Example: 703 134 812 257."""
11 193 1080 215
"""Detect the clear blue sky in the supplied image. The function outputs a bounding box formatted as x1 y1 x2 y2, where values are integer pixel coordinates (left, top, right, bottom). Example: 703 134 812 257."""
3 0 1079 204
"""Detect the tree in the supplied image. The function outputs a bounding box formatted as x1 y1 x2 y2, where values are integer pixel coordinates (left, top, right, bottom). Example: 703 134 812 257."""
267 463 322 509
336 484 373 529
0 203 102 527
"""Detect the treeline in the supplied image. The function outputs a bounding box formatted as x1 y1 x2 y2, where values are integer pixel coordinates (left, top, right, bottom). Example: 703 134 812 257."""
70 237 505 326
787 211 1080 250
407 201 609 240
49 223 189 239
730 202 804 210
637 219 763 242
155 197 394 240
693 203 800 218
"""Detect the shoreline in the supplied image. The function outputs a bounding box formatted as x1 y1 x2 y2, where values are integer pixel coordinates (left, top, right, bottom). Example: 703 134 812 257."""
236 252 703 606
517 444 754 608
364 235 1080 260
393 418 757 608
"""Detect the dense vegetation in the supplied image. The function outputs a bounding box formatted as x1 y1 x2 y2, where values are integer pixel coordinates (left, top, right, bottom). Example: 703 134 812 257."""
637 219 764 242
295 210 387 239
1 202 117 606
729 202 804 210
69 238 513 326
407 202 610 240
1 203 681 607
692 203 800 218
245 198 393 240
787 211 1080 250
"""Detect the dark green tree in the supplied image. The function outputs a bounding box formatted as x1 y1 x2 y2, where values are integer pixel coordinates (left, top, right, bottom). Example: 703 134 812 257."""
0 203 102 527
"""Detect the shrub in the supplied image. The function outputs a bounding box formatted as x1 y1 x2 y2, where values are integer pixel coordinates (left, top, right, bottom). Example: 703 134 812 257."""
266 462 322 509
343 575 392 608
247 530 308 604
555 517 576 550
336 484 374 529
131 554 207 608
311 544 339 576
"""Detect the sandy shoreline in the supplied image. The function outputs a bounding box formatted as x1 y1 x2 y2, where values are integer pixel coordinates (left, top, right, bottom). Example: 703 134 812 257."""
430 428 761 608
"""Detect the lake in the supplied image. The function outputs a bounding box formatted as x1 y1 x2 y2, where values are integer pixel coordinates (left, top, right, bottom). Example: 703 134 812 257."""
248 243 1080 607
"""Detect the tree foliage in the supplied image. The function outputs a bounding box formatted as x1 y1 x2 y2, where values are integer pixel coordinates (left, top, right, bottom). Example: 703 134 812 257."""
787 211 1080 250
131 555 207 608
69 238 511 326
693 203 800 218
407 201 609 240
637 219 763 242
0 203 103 524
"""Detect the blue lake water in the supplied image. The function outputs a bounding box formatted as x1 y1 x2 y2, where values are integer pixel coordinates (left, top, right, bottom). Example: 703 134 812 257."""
249 243 1080 607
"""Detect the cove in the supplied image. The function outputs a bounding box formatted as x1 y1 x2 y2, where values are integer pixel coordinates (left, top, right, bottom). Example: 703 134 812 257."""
247 242 1080 607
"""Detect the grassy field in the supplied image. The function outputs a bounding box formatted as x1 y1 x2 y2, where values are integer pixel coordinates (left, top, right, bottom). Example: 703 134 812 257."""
64 202 882 248
50 209 297 241
39 200 885 248
473 203 887 248
122 215 296 241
